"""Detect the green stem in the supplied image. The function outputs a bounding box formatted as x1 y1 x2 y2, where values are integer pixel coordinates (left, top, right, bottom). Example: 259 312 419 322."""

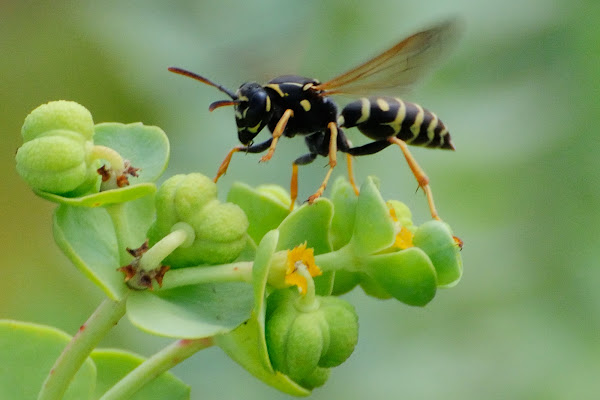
105 203 136 265
295 264 319 312
90 145 125 171
38 296 128 400
139 224 194 271
314 244 358 272
160 261 253 290
99 337 214 400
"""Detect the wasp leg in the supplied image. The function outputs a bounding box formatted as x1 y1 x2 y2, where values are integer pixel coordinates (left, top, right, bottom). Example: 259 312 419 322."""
290 152 318 211
214 137 273 182
307 122 338 204
336 129 360 196
260 109 294 163
346 138 440 221
388 137 439 221
345 154 360 196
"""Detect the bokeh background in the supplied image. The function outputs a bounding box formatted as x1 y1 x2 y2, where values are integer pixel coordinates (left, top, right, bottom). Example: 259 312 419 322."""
2 0 599 399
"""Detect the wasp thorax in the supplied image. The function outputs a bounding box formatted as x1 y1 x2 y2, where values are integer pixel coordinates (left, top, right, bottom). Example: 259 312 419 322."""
234 82 273 144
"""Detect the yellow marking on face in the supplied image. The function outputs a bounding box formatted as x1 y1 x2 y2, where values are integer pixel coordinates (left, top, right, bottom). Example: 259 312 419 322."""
265 84 286 97
265 95 271 112
237 94 249 102
384 98 406 133
300 99 311 112
235 111 243 119
356 98 371 124
410 103 425 138
376 98 390 112
247 121 263 133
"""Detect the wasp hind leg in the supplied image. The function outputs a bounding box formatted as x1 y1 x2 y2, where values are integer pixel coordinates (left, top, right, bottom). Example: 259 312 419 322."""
214 137 273 182
290 152 318 211
347 137 441 221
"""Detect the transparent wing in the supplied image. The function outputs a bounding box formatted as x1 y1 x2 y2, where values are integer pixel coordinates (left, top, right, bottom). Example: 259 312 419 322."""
314 19 461 96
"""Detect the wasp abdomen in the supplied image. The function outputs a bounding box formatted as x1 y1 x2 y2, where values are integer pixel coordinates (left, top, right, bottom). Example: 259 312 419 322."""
339 97 454 150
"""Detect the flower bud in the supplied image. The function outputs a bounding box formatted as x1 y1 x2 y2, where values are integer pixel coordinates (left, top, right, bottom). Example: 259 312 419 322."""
21 100 95 142
265 289 358 389
16 101 99 195
147 173 249 267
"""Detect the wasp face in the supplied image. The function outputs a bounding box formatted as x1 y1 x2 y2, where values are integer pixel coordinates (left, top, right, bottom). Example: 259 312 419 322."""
234 82 273 145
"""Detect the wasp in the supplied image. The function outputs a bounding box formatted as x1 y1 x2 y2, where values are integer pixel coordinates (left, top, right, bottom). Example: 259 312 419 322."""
169 19 459 221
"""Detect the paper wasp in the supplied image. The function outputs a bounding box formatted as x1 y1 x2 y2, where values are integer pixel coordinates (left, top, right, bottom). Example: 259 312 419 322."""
169 19 459 220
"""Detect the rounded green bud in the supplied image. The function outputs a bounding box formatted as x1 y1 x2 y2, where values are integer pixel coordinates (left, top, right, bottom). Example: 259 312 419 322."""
265 288 358 389
21 100 95 143
15 129 98 195
147 173 249 267
16 101 99 195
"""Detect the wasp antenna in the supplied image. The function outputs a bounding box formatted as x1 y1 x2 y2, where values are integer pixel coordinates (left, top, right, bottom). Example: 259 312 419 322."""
168 67 238 100
209 100 240 112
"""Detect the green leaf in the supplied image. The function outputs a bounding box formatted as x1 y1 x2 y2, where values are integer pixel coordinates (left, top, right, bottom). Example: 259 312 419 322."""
366 247 437 306
276 198 333 255
126 282 254 338
94 122 169 183
91 349 189 400
413 220 463 287
330 177 358 250
227 182 290 244
35 182 156 207
349 177 395 255
53 204 126 300
0 320 96 400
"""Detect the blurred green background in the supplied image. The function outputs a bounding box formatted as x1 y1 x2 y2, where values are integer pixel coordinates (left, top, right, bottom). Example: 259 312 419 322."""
2 0 599 399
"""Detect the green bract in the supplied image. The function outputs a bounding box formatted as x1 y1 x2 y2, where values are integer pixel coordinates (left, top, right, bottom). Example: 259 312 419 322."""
265 289 358 389
147 173 249 267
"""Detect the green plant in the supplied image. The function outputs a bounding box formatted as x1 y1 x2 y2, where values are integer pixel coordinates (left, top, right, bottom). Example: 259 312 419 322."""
5 100 462 399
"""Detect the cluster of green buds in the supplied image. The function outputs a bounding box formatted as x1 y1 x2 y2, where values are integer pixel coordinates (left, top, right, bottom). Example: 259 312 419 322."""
7 101 463 398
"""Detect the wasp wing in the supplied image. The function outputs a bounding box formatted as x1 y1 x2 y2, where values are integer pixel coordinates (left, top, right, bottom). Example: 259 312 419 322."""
314 19 461 96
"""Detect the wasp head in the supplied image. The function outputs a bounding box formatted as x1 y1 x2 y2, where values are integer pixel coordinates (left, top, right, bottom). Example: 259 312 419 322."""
232 82 273 145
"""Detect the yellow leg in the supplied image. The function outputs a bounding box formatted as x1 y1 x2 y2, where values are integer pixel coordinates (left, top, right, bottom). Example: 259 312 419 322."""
308 122 338 203
346 153 360 196
388 136 440 221
290 163 299 211
260 109 294 163
214 145 244 182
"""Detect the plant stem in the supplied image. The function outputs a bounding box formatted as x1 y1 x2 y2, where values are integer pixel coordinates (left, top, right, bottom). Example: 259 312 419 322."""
105 203 136 265
99 337 214 400
160 261 253 290
295 264 320 312
90 145 125 171
139 226 193 271
38 296 128 400
314 244 358 272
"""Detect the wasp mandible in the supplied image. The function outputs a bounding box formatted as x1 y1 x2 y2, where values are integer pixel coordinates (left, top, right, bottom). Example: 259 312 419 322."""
169 19 460 221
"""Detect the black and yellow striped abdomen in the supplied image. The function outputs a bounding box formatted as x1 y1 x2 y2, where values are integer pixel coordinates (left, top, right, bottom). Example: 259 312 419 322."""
339 97 454 150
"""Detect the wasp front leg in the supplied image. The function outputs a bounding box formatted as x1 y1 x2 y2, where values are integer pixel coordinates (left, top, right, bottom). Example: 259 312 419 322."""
214 137 273 182
260 109 294 163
